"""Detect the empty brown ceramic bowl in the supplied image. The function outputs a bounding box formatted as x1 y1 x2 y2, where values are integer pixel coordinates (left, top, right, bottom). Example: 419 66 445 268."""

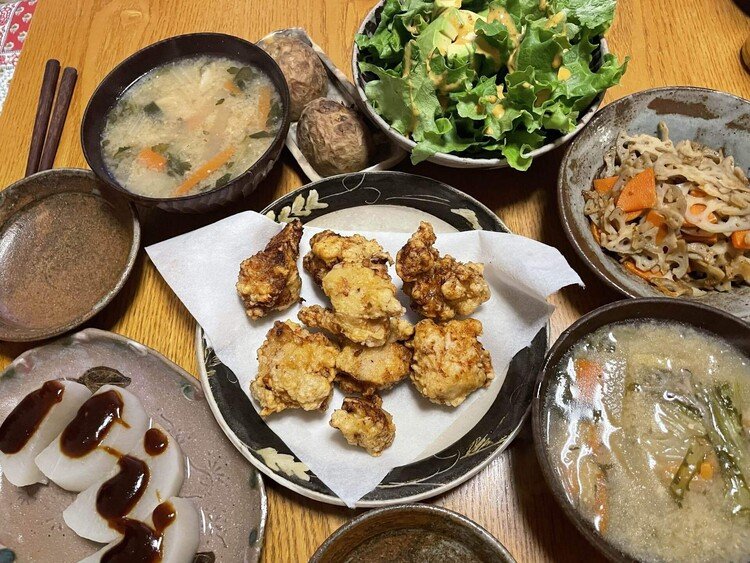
81 32 290 213
558 87 750 320
532 298 750 562
0 168 140 341
310 504 515 563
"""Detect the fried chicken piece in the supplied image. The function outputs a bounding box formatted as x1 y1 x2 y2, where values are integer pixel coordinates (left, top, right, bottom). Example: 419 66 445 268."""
251 321 338 416
396 222 490 321
335 340 412 394
408 318 494 407
298 305 412 347
322 261 404 320
237 220 303 320
330 395 395 456
303 230 392 286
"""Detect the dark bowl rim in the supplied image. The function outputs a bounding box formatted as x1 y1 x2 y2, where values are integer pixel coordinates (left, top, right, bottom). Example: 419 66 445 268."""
556 85 750 299
0 168 141 342
531 297 750 562
80 32 291 205
309 503 516 562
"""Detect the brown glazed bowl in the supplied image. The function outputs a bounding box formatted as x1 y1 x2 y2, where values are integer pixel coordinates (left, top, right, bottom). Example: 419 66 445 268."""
310 504 515 563
532 298 750 562
557 87 750 320
0 169 140 342
81 33 290 213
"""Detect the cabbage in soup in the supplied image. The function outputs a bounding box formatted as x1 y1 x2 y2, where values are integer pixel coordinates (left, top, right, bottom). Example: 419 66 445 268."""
101 55 282 198
545 320 750 562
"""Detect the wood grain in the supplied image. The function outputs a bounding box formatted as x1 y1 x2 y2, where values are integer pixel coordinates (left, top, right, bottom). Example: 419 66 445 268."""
0 1 748 561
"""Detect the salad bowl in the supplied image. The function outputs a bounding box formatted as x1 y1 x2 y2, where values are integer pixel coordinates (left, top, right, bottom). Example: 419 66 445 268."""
353 0 622 170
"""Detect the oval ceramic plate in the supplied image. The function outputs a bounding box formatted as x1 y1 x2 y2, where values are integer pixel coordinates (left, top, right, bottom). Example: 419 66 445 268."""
558 86 750 319
196 171 547 506
0 328 266 562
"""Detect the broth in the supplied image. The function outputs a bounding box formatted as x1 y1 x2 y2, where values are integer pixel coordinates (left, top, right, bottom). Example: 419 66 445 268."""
101 55 281 198
545 320 750 562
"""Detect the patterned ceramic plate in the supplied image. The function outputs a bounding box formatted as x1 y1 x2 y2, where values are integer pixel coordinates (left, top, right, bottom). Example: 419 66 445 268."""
197 171 548 507
0 328 266 562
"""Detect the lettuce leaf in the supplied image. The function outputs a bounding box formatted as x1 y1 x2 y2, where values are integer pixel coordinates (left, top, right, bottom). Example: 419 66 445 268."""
550 0 617 34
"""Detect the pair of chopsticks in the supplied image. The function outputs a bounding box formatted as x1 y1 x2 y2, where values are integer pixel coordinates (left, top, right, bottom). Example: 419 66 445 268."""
25 59 78 177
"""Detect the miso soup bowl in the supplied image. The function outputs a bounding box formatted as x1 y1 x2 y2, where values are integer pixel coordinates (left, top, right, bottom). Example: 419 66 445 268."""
81 33 291 213
532 298 750 562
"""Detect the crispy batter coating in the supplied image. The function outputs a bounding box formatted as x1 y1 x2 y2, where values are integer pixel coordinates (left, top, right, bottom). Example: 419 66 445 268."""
298 305 412 348
396 222 490 321
303 230 392 286
408 318 494 407
330 395 395 456
237 220 303 320
251 321 338 416
322 262 404 320
335 340 412 394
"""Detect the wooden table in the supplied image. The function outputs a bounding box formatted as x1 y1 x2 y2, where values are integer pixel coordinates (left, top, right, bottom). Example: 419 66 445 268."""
1 1 748 561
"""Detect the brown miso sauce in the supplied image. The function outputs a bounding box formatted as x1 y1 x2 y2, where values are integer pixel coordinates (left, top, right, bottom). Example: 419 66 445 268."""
102 501 176 563
96 455 149 520
60 390 123 457
0 380 65 454
144 428 168 456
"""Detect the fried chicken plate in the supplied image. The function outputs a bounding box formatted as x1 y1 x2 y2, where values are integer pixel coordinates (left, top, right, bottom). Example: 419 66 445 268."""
396 222 490 321
251 321 339 416
237 219 303 320
303 230 392 286
330 395 396 456
409 318 494 407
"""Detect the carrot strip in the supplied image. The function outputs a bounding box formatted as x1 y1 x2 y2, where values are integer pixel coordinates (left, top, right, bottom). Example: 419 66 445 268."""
624 210 643 222
700 460 714 480
731 230 750 250
683 230 718 244
616 168 656 212
173 147 235 196
645 210 668 243
590 223 601 244
574 358 601 403
254 86 272 128
623 260 663 280
224 80 241 95
593 176 618 193
593 470 608 534
137 148 167 171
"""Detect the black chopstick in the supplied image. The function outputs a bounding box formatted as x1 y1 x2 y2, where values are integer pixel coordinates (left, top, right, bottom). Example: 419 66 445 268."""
25 59 60 177
37 66 78 173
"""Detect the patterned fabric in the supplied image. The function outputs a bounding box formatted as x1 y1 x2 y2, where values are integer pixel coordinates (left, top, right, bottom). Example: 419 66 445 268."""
0 0 37 113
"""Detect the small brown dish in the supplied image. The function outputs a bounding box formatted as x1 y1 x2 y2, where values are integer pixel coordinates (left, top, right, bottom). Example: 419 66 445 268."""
557 86 750 320
0 169 139 342
310 504 515 563
531 298 750 562
81 32 291 213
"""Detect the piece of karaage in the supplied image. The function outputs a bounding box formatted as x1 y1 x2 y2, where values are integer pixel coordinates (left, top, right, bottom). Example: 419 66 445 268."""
322 261 404 320
329 395 396 456
237 219 303 320
303 230 392 286
396 222 490 321
408 318 494 407
335 340 412 394
298 305 412 348
251 320 339 416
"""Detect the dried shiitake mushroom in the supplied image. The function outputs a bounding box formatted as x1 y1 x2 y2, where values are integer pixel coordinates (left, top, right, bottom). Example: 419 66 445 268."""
296 98 373 177
262 36 328 121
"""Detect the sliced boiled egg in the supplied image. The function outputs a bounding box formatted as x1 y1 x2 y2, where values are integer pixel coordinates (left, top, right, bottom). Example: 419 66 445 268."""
0 380 92 487
63 423 186 543
35 384 149 492
78 496 201 563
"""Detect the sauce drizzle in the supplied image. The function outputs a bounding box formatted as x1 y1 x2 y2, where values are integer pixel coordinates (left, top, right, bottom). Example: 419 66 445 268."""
144 428 168 456
60 390 124 458
96 455 150 520
101 501 176 563
0 380 65 454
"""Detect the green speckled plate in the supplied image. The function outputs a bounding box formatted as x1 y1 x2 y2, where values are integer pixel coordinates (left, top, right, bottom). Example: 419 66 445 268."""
0 328 266 562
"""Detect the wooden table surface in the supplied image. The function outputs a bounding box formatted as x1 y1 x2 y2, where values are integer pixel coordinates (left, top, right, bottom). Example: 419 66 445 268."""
0 0 748 561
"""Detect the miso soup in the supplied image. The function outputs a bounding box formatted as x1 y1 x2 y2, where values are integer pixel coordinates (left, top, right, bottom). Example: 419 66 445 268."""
101 55 282 198
545 320 750 562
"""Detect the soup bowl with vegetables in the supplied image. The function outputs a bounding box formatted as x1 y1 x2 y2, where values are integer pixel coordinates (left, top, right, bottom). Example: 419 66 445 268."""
82 33 291 212
533 298 750 562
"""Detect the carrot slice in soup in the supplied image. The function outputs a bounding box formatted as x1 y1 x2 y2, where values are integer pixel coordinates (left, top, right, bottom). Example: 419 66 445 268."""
224 80 241 95
254 86 273 128
616 168 656 212
593 176 618 193
731 230 750 250
574 358 601 403
173 147 236 196
137 148 167 171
